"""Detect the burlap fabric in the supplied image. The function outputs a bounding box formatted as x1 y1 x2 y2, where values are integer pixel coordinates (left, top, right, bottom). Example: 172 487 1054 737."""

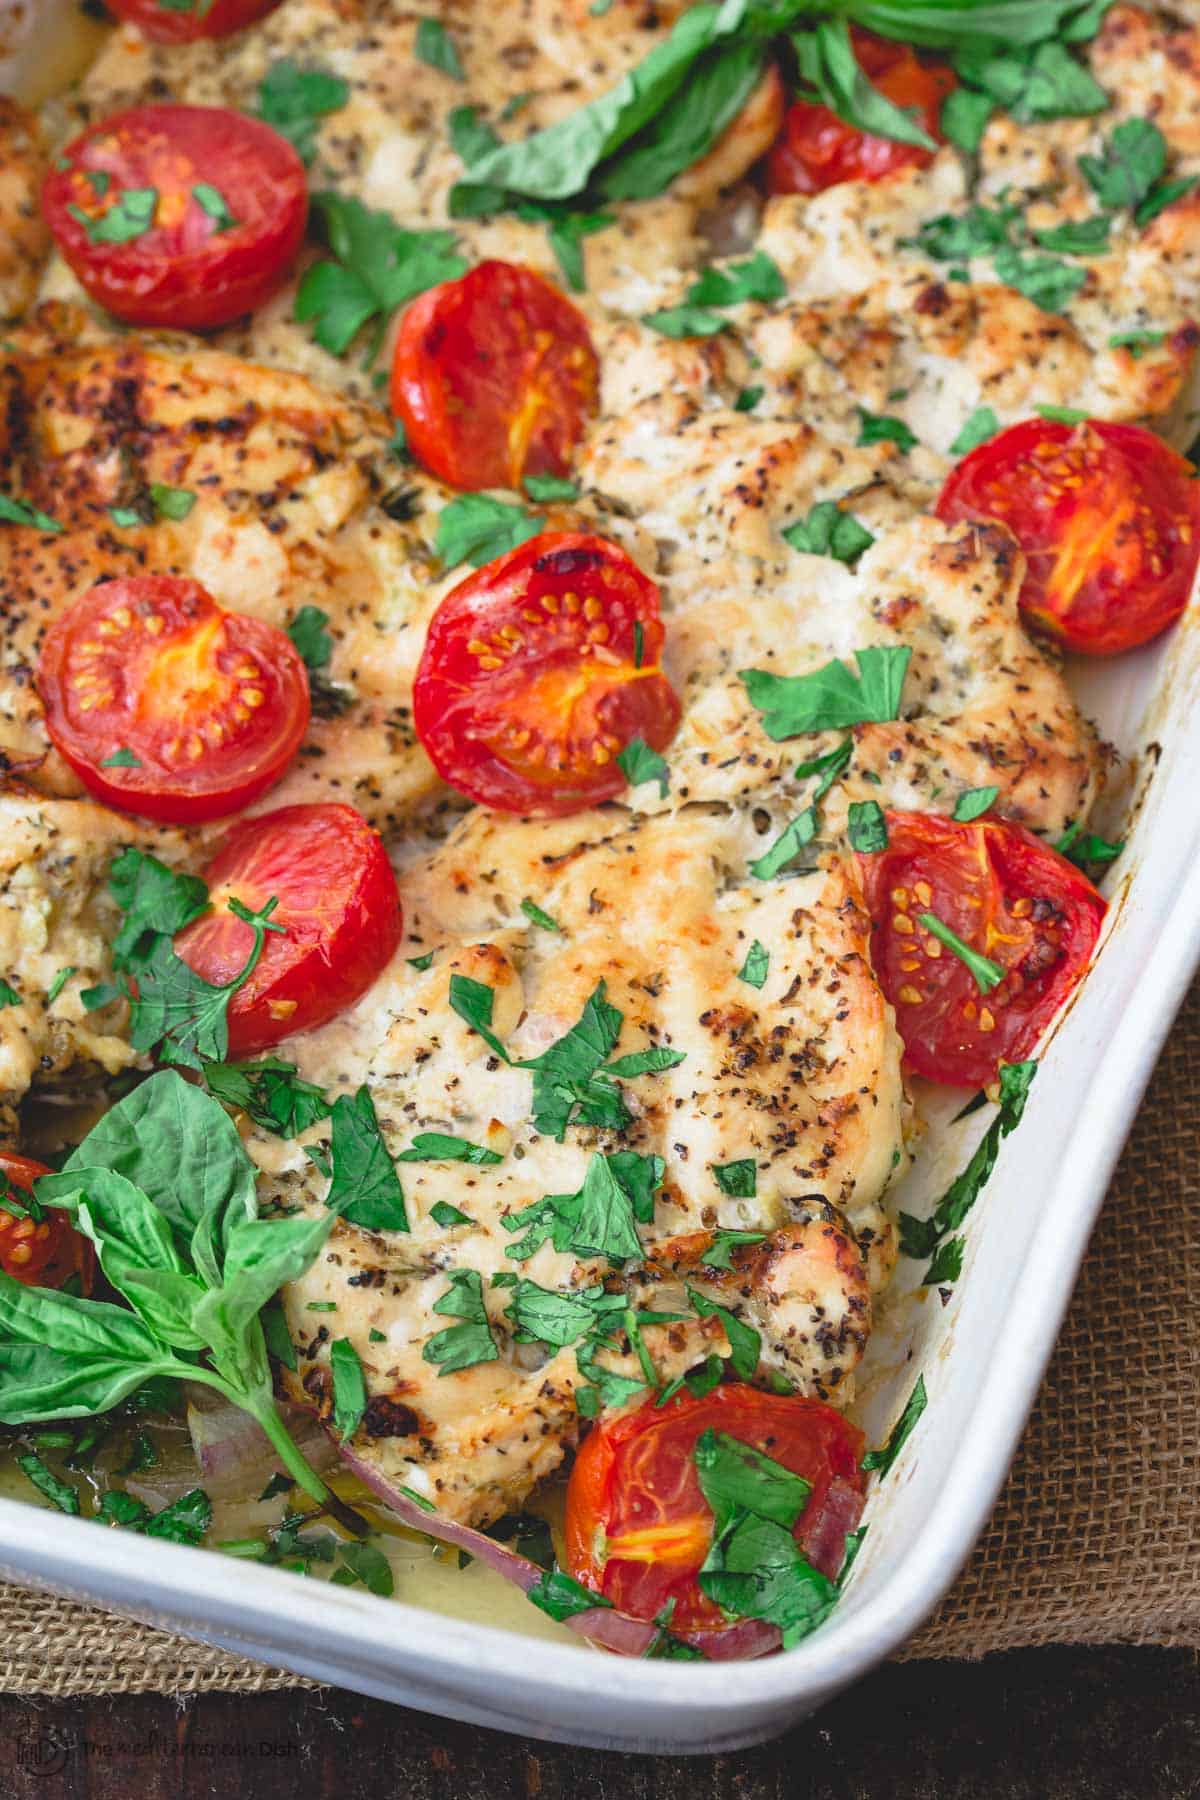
0 983 1196 1696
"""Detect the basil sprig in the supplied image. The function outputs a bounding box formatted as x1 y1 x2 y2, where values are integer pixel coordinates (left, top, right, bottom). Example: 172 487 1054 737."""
0 1073 362 1522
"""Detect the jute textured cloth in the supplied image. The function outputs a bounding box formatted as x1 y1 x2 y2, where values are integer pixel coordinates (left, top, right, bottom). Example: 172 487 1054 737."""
1 982 1196 1696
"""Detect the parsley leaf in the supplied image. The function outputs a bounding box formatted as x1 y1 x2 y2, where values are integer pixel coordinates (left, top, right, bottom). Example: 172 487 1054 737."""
68 186 157 244
256 60 349 163
923 1236 966 1287
296 193 466 358
701 1228 765 1270
735 384 764 412
202 1058 330 1138
1080 118 1166 211
522 474 579 504
430 1201 473 1228
857 408 916 452
737 940 770 989
436 493 542 568
686 1285 760 1381
149 482 196 521
993 245 1087 312
334 1538 395 1596
641 303 727 339
740 646 911 740
520 897 562 932
0 980 19 1009
949 406 1000 455
1034 215 1111 255
847 799 888 853
1109 328 1166 358
108 848 209 966
448 973 513 1062
782 501 874 564
574 1350 651 1415
0 492 64 533
712 1159 756 1199
286 604 333 669
192 182 237 232
121 896 283 1070
422 1269 498 1375
504 1279 624 1349
503 1150 661 1264
748 809 817 879
917 911 1005 993
952 38 1106 127
100 747 141 769
952 785 999 823
862 1375 928 1477
1054 818 1124 868
694 1427 811 1528
522 980 623 1136
330 1337 367 1441
416 18 465 80
617 735 670 797
527 1568 610 1622
686 250 785 307
326 1086 408 1233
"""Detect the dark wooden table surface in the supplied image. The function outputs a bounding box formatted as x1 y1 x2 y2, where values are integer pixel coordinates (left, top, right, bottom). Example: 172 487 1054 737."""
0 1645 1194 1799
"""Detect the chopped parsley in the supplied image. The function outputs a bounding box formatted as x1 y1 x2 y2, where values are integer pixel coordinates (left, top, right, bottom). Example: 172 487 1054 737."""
330 1338 368 1441
325 1086 408 1233
520 897 561 932
862 1375 928 1478
527 1568 611 1622
749 809 817 879
0 492 64 533
0 979 19 1009
100 747 141 769
256 60 349 163
504 1279 625 1350
712 1159 756 1199
203 1057 331 1138
701 1228 766 1270
422 1269 499 1375
192 182 237 231
847 800 888 853
949 406 1000 456
917 911 1005 993
782 501 874 565
523 474 579 503
1054 818 1124 868
296 193 466 359
617 735 670 797
68 186 157 245
436 493 542 568
1080 118 1165 212
45 967 75 1007
740 645 911 740
17 1452 80 1515
685 1286 760 1381
734 385 764 412
1109 328 1167 358
415 18 465 80
504 1150 663 1264
737 940 770 989
952 786 999 823
857 408 916 452
430 1202 473 1228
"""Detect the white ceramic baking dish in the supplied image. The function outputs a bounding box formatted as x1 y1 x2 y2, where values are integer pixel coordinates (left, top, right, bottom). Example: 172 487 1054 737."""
5 0 1200 1755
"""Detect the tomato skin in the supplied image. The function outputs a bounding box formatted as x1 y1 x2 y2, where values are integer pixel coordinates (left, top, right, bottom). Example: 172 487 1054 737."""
413 531 681 817
0 1155 94 1292
857 812 1106 1088
391 260 599 491
42 105 307 331
564 1385 865 1637
37 576 310 825
175 802 402 1055
936 419 1200 656
767 30 955 197
107 0 285 42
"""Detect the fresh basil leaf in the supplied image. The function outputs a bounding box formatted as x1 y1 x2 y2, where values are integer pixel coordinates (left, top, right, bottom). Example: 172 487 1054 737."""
701 1228 766 1270
330 1337 367 1440
857 408 917 452
712 1159 756 1199
604 1047 686 1079
686 1285 760 1381
436 493 543 568
503 1151 659 1262
0 1274 180 1425
952 38 1106 124
572 1153 644 1262
847 799 889 853
948 406 1000 456
407 950 435 971
422 1269 499 1375
203 1058 331 1138
448 103 500 165
395 1131 502 1165
899 1059 1037 1269
952 785 999 822
1080 118 1166 211
261 1300 297 1372
939 85 993 154
415 18 465 80
796 16 936 152
599 34 766 202
862 1374 928 1476
1053 819 1123 868
17 1452 80 1515
917 910 1005 992
296 193 466 357
737 941 770 989
45 966 74 1006
617 735 670 796
908 202 1017 262
748 809 817 879
484 1511 555 1570
522 980 624 1138
741 646 911 740
604 1150 665 1225
256 59 349 163
518 205 614 293
781 500 874 564
326 1086 408 1233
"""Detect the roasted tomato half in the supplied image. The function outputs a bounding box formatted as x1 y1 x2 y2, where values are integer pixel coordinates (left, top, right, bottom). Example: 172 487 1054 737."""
413 531 681 815
175 802 402 1056
106 0 284 40
0 1154 94 1291
936 418 1200 655
565 1385 865 1639
36 576 310 825
391 260 600 491
42 103 307 329
856 812 1107 1088
767 29 955 196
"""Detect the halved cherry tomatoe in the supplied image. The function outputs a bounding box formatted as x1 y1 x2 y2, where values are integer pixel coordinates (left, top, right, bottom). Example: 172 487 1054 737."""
766 29 955 197
564 1385 865 1640
936 418 1200 656
0 1154 94 1292
390 260 600 492
175 802 402 1056
412 530 681 816
42 104 307 330
37 576 310 825
107 0 284 42
856 812 1107 1088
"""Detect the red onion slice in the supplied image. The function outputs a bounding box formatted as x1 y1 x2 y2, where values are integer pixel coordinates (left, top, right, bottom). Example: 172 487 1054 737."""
800 1477 866 1581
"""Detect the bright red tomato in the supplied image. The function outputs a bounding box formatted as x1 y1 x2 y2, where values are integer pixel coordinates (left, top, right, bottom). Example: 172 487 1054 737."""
175 802 402 1055
767 29 955 196
856 812 1106 1088
107 0 285 41
37 576 309 825
564 1385 865 1637
936 418 1200 655
0 1154 94 1291
42 104 307 330
413 531 681 816
391 260 599 491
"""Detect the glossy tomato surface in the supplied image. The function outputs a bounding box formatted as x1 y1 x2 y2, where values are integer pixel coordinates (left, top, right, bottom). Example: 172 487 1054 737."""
565 1385 865 1637
767 29 955 196
175 802 402 1055
0 1154 93 1291
857 812 1107 1088
936 418 1200 655
42 104 307 330
391 260 599 491
37 576 309 825
107 0 284 40
413 531 681 816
